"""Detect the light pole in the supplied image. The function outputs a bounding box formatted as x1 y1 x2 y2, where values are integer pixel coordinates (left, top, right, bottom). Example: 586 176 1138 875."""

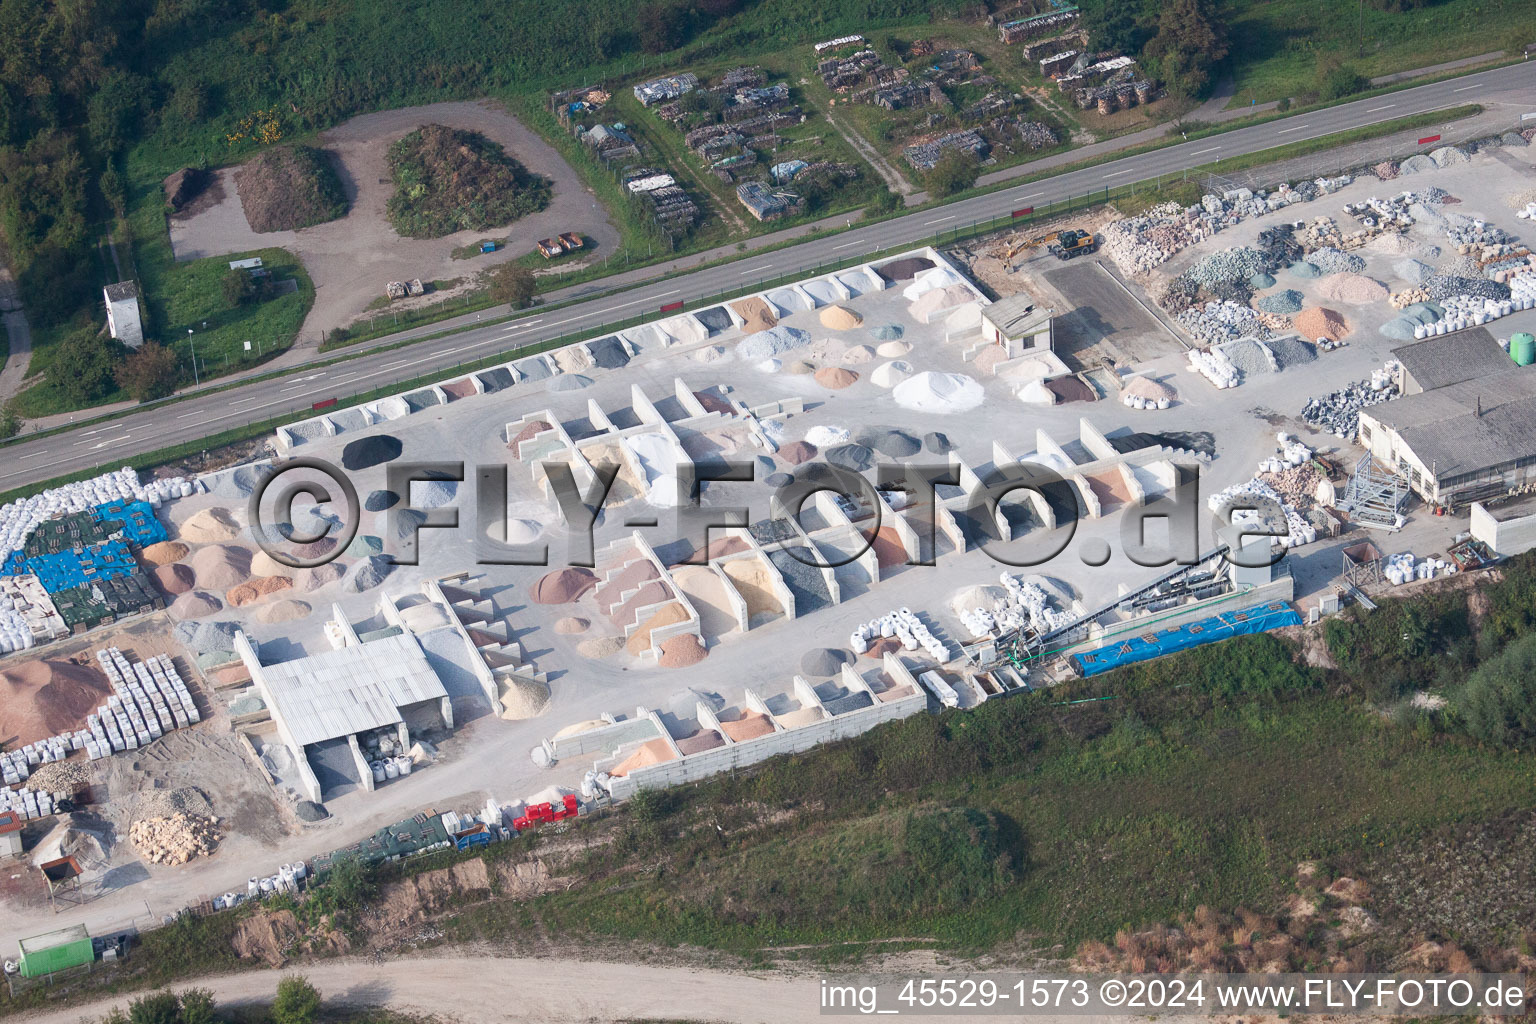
187 328 200 386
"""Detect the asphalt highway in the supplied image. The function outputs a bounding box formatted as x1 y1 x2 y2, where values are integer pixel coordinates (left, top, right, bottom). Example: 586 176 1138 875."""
2 60 1533 495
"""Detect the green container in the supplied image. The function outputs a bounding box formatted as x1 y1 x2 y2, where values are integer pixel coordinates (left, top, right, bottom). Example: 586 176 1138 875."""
18 925 94 977
1511 332 1535 367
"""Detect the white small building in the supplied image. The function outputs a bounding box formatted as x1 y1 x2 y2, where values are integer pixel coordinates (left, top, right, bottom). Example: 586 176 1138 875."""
103 282 143 349
980 294 1053 356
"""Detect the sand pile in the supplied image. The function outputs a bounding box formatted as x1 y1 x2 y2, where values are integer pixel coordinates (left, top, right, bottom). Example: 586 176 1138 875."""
722 558 781 619
577 635 624 659
675 728 724 754
554 346 593 374
819 305 863 330
893 371 984 413
555 617 589 634
814 367 859 389
842 345 875 365
413 480 458 508
1123 376 1176 402
498 678 550 720
737 324 811 361
225 576 292 607
670 565 737 639
610 738 675 777
249 551 294 578
659 633 708 667
554 719 608 740
341 434 403 471
0 659 113 747
179 507 241 544
293 562 347 592
805 425 849 447
730 296 778 333
140 541 189 566
871 360 914 388
876 339 911 357
785 360 815 375
170 591 223 620
153 564 196 595
189 544 253 590
863 526 907 569
909 285 974 321
626 602 690 655
1317 273 1389 304
533 567 598 604
1294 307 1351 341
257 599 312 623
862 636 904 659
778 441 818 465
719 712 775 742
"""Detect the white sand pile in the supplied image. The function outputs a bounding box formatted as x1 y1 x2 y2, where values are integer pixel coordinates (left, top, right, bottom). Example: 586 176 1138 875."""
842 345 875 365
894 371 984 413
871 360 914 389
818 305 863 330
805 425 850 447
505 519 543 544
1123 376 1177 402
756 358 782 373
179 507 241 544
250 550 294 578
876 339 911 357
1017 379 1057 405
257 599 312 623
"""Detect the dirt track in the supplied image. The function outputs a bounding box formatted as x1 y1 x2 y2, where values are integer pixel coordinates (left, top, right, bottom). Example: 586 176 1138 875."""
7 953 1089 1024
168 100 619 351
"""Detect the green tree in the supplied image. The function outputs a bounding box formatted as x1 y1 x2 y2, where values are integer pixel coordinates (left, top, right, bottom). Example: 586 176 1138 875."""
116 341 180 401
272 975 322 1024
1144 0 1229 99
177 989 216 1024
638 1 690 53
50 326 119 406
1460 631 1536 748
869 189 903 215
222 268 255 306
488 262 537 309
126 991 181 1024
922 149 979 198
324 856 377 910
1079 0 1153 56
100 163 126 218
0 400 19 439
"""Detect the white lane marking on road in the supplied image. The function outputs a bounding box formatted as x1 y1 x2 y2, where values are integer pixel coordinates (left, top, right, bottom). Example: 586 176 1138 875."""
89 435 131 450
833 240 860 249
1019 192 1044 199
924 215 957 225
498 318 544 333
18 450 47 460
178 410 206 419
1366 105 1395 112
738 264 770 276
1191 145 1222 155
1453 84 1482 92
1276 123 1310 134
1102 168 1132 178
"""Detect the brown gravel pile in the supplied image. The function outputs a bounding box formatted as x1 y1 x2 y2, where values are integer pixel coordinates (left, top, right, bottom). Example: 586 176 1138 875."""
226 576 293 607
532 567 598 604
777 441 818 465
814 367 860 389
170 591 223 620
153 564 196 596
507 419 554 456
1294 306 1351 341
140 541 190 566
658 632 708 667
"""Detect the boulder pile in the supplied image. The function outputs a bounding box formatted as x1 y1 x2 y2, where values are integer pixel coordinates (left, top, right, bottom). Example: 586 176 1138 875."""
130 813 221 865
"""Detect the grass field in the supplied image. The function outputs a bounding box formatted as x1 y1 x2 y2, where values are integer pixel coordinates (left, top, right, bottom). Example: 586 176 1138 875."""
1224 0 1526 106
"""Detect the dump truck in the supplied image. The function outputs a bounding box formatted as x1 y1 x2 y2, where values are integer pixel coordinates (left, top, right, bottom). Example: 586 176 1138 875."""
513 794 580 832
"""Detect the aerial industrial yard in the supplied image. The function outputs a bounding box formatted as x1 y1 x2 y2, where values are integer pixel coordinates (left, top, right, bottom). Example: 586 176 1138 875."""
3 52 1536 1013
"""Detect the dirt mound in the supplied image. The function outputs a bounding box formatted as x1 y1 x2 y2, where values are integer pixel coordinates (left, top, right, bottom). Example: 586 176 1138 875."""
162 167 209 212
152 563 196 596
190 544 253 590
140 541 189 566
226 576 293 607
170 591 223 620
387 124 552 238
778 441 818 465
532 567 598 604
234 145 348 233
814 367 859 389
257 599 312 624
0 659 113 747
658 633 708 667
179 507 241 544
231 910 303 967
1294 306 1351 341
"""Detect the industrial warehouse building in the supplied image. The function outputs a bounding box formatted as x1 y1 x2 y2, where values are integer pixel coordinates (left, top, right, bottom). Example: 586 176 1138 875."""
235 629 453 802
1358 332 1536 508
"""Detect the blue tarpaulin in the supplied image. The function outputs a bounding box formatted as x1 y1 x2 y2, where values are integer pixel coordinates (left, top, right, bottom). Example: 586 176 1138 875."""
92 500 168 547
21 540 138 593
1071 601 1302 677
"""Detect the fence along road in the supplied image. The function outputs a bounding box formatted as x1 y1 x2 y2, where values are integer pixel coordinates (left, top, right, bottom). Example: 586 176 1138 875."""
2 59 1533 496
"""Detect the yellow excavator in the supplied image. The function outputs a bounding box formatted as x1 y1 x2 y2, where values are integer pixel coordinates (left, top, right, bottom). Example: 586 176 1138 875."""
990 228 1098 270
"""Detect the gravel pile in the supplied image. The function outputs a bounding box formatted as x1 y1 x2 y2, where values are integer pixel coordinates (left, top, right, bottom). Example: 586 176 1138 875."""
364 489 399 512
1308 247 1365 275
174 619 241 654
1265 337 1317 369
1185 246 1276 287
1428 145 1468 167
857 427 921 458
801 647 853 676
341 435 404 471
1426 274 1510 301
737 325 811 361
1379 318 1418 341
413 481 458 508
1300 375 1400 437
1256 289 1303 314
1288 260 1321 279
869 324 904 340
1372 160 1398 180
1500 132 1529 148
924 431 955 454
1392 258 1434 286
1248 272 1276 290
1399 154 1436 175
548 374 592 391
1221 339 1276 374
1176 300 1271 345
824 443 876 471
588 336 630 369
1317 273 1389 304
767 548 831 613
344 555 396 592
694 306 732 333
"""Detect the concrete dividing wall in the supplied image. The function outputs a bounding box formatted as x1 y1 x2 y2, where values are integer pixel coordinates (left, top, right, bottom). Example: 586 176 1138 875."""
547 715 661 761
710 561 751 632
330 602 363 646
936 505 967 554
632 383 665 425
1035 428 1071 471
587 398 615 433
347 734 376 793
1471 501 1536 556
674 379 708 418
421 579 502 706
235 630 324 803
1079 417 1116 462
1070 474 1102 519
609 686 927 799
1116 462 1147 507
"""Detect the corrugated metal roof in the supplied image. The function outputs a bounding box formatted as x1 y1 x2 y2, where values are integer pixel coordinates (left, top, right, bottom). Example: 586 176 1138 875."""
258 633 447 746
1392 327 1513 393
1367 366 1536 479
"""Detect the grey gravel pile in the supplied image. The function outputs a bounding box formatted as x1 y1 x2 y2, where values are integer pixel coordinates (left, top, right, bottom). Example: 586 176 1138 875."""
1288 260 1321 279
1400 302 1444 324
924 431 955 454
869 324 904 340
1308 247 1365 275
737 325 811 361
1248 272 1276 290
857 427 921 458
1221 339 1276 374
767 548 831 613
286 419 329 442
413 480 459 508
403 389 441 412
548 374 592 392
295 801 328 822
1185 246 1276 287
377 508 428 542
801 647 853 676
1426 274 1509 301
516 357 552 382
364 489 399 512
1300 377 1400 437
1207 280 1252 305
588 336 630 369
1428 145 1468 167
1256 289 1304 314
1399 154 1436 175
175 619 241 654
344 555 396 592
1176 300 1271 345
1379 318 1418 341
210 463 275 499
341 434 403 471
1266 337 1317 369
764 472 794 488
1501 131 1529 147
346 534 384 558
694 306 733 333
477 368 515 392
1392 258 1434 286
823 443 875 471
